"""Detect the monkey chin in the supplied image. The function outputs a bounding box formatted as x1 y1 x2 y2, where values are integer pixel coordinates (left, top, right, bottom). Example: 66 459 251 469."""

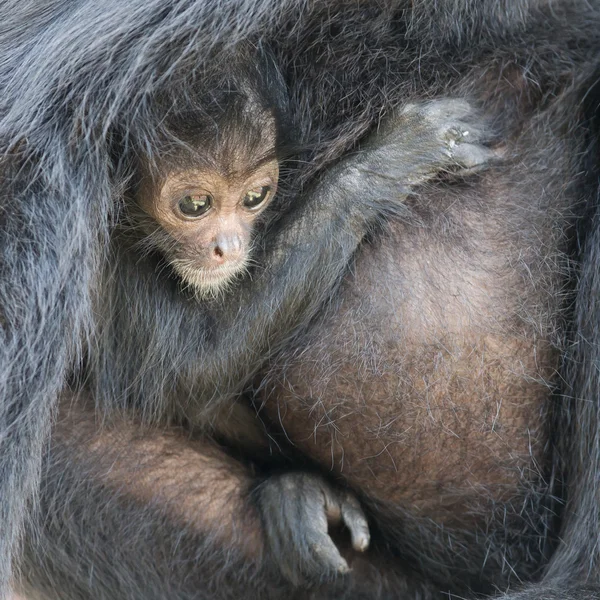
170 258 249 301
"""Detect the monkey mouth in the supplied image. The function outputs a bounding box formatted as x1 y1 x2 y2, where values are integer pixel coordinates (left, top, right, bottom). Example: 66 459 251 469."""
170 258 248 300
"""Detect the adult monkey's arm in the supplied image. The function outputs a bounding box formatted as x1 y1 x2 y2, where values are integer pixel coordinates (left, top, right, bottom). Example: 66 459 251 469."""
20 394 282 600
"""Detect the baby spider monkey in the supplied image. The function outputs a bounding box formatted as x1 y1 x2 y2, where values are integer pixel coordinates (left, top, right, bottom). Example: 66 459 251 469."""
114 56 499 584
133 84 281 299
122 71 373 583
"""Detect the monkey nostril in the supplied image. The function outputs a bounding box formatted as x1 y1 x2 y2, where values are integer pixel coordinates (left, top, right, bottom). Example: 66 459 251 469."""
211 236 243 264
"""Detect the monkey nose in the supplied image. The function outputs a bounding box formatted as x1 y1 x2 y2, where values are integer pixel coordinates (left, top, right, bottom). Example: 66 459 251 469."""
210 234 243 264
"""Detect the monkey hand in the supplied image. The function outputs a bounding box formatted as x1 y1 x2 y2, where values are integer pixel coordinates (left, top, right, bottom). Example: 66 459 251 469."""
254 472 370 587
356 98 498 190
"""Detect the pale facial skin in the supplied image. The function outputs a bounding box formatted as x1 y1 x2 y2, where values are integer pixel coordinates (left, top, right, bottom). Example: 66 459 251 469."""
138 157 278 298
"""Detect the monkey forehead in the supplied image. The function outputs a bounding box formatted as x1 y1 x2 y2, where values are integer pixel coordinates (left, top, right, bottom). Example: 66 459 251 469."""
208 105 278 170
160 159 279 195
210 127 278 177
167 102 277 168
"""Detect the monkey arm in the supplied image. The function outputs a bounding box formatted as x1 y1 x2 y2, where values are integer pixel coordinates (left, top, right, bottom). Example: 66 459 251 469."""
209 101 493 382
20 392 285 599
21 393 440 600
0 156 112 598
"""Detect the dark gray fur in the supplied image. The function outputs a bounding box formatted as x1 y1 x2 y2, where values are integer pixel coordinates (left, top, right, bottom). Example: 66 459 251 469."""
0 1 599 599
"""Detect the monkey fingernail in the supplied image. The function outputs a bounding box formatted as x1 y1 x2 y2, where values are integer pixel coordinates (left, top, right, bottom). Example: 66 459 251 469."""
336 557 350 574
354 533 370 552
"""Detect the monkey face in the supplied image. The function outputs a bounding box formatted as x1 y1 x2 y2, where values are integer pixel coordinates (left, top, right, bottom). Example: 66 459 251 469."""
138 159 278 298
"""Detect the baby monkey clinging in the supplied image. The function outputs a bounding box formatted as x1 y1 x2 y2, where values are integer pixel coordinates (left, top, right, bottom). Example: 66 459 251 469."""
135 87 280 298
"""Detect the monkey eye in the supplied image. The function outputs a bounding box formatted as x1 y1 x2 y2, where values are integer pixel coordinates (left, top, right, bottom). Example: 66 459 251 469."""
177 194 212 218
243 185 272 210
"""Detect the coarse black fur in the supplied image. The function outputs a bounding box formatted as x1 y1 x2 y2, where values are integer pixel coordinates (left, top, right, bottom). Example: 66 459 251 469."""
0 1 599 600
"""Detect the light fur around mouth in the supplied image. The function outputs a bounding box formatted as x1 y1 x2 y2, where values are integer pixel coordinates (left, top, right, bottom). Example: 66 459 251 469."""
170 257 250 300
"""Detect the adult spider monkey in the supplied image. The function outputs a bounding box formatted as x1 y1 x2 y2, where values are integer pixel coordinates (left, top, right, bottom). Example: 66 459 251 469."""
1 1 600 599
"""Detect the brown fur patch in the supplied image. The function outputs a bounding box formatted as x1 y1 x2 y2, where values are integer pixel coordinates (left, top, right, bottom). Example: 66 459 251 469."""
260 152 569 525
55 398 264 557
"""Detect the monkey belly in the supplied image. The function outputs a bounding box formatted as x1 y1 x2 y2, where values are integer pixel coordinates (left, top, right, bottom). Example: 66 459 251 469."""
259 162 566 524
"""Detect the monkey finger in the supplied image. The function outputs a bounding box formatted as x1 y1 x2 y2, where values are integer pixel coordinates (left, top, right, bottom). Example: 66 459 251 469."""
307 533 350 576
340 497 371 552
